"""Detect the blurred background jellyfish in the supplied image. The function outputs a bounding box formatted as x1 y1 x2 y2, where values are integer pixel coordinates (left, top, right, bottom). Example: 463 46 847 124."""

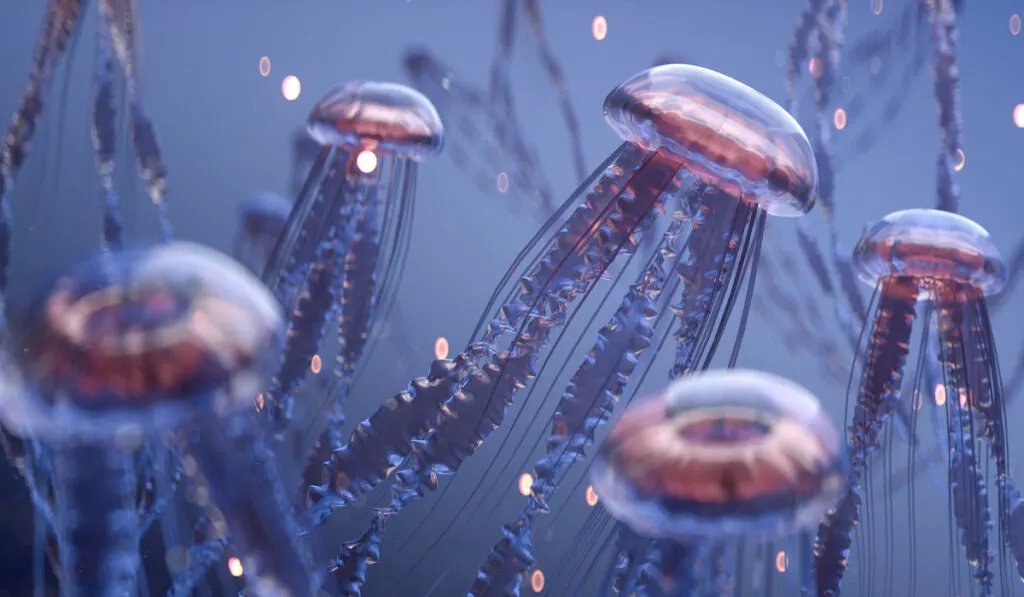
591 369 846 595
305 63 818 595
258 81 444 479
1 242 312 596
814 208 1017 597
233 192 291 275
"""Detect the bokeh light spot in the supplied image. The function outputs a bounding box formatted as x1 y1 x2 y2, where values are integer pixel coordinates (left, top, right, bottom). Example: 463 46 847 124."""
228 557 244 577
259 56 271 77
953 148 965 172
530 569 545 592
434 337 449 360
833 108 847 130
808 57 823 79
496 171 510 193
776 551 789 573
1011 14 1022 36
356 150 378 174
282 75 301 101
518 472 533 496
585 484 599 507
935 384 947 406
1013 104 1024 128
871 0 883 16
592 16 607 41
311 354 322 374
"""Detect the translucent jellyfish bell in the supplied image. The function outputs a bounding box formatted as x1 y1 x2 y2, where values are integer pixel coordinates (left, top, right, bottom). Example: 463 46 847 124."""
592 369 846 541
852 208 1007 297
234 192 292 274
307 81 444 160
604 64 817 217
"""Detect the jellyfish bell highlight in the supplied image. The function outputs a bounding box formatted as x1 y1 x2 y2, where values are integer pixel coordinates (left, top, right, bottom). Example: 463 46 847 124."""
593 369 846 542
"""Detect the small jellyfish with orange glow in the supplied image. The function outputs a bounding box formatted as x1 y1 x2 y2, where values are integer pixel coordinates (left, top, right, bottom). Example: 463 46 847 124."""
815 209 1016 596
260 81 444 486
591 370 846 594
0 242 313 597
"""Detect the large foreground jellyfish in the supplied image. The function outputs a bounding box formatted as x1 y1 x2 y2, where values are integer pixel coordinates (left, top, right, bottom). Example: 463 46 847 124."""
814 208 1017 597
306 63 817 595
592 370 846 595
0 242 313 596
259 82 443 476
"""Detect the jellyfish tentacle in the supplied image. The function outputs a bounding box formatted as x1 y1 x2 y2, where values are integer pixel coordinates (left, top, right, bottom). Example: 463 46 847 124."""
53 445 140 596
99 0 172 241
1002 479 1024 583
925 0 964 214
167 532 228 597
466 196 688 597
325 509 386 597
814 276 917 596
91 12 122 252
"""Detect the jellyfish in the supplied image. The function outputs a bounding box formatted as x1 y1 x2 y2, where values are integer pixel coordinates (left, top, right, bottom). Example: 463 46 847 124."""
259 81 444 475
233 192 292 275
306 63 817 595
814 208 1016 597
0 242 313 596
589 370 846 594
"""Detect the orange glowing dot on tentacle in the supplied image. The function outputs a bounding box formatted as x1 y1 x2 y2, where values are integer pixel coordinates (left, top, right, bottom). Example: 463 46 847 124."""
833 108 847 130
356 150 378 174
282 75 301 101
434 336 449 360
1013 104 1024 128
592 16 607 41
530 569 545 592
259 56 271 77
518 472 534 496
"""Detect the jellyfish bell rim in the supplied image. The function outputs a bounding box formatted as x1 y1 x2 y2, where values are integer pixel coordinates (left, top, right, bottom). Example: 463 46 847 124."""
591 369 848 542
306 81 445 161
851 208 1007 296
601 64 818 218
6 242 284 437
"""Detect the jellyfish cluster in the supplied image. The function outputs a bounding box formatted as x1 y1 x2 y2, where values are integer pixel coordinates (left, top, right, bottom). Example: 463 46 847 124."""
0 2 1022 597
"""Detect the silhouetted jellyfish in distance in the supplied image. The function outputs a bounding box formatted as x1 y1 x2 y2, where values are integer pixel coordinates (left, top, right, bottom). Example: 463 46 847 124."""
815 208 1015 597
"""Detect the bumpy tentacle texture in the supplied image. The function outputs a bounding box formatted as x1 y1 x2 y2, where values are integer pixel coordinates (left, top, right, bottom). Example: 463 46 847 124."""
91 9 122 252
925 0 963 214
465 186 689 596
53 445 140 597
814 277 917 596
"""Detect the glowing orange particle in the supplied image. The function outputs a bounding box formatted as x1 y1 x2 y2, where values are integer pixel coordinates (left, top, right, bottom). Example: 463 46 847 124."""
356 150 378 174
518 473 533 496
259 56 271 77
808 57 823 79
935 384 947 406
434 337 450 360
833 108 847 130
871 0 883 16
282 75 301 101
585 485 599 507
953 148 965 172
592 16 608 41
530 569 545 592
310 354 322 374
228 557 244 577
775 550 788 573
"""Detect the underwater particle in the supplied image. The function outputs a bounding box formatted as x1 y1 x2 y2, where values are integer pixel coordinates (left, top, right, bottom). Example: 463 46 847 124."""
585 485 599 507
871 0 883 16
311 354 322 374
834 108 847 130
808 57 823 78
228 557 244 577
935 384 947 406
530 569 545 592
592 16 608 41
259 56 271 77
1013 104 1024 128
518 473 534 496
282 75 301 101
953 148 965 171
433 337 449 360
592 370 846 540
356 149 378 174
496 171 510 193
1011 14 1022 36
776 550 788 573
